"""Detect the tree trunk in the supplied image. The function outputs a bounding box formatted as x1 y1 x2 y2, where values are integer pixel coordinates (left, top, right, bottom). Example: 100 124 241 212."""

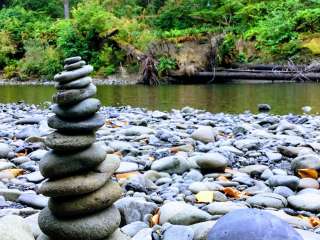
63 0 70 19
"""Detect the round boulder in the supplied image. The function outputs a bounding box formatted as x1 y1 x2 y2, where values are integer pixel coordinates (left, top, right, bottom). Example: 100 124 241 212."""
208 209 303 240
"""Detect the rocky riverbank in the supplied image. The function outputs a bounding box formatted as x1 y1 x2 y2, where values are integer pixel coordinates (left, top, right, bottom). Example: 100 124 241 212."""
1 103 320 239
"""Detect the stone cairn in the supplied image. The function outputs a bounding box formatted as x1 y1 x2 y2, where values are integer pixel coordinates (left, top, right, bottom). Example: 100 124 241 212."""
38 56 123 240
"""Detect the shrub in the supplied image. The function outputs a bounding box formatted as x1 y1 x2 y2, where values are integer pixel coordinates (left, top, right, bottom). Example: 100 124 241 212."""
0 31 16 68
18 40 62 80
157 56 177 75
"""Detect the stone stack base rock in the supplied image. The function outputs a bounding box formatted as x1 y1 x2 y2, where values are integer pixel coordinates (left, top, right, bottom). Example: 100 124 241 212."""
37 56 125 240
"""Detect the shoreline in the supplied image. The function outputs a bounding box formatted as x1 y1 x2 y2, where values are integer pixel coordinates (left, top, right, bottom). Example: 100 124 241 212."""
0 78 138 86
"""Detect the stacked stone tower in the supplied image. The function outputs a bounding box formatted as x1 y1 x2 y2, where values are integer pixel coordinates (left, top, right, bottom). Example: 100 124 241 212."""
38 57 123 240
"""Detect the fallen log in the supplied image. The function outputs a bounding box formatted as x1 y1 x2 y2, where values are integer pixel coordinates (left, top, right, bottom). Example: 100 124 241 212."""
199 71 320 81
230 63 320 72
169 70 320 82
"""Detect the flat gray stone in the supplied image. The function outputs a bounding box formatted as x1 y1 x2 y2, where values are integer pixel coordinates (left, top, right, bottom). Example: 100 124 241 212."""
54 65 93 84
48 113 105 133
64 60 86 71
39 142 107 179
45 131 96 152
39 205 120 240
159 201 212 225
39 171 110 197
268 175 300 190
206 201 248 215
52 98 100 120
288 193 320 212
190 153 228 172
17 193 48 209
46 154 119 194
64 56 82 65
53 83 96 106
246 192 287 209
55 77 92 90
49 181 122 217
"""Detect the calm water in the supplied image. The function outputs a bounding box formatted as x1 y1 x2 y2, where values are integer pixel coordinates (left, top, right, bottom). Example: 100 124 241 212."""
0 83 319 114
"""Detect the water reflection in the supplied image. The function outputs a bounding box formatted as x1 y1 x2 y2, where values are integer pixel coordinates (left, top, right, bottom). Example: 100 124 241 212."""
0 83 319 114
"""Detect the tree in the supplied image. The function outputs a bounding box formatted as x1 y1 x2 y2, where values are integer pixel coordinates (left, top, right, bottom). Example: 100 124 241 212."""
63 0 70 18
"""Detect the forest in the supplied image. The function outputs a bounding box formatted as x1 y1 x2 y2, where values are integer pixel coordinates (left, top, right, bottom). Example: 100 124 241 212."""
0 0 320 81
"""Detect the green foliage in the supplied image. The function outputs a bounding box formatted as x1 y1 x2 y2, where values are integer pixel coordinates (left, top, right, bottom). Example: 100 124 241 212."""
0 31 16 68
218 33 236 64
95 44 125 76
18 40 62 80
157 56 177 75
1 0 320 80
8 0 82 18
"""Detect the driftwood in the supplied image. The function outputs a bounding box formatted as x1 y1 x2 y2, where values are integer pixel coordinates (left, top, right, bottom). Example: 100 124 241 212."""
170 70 320 82
230 62 320 72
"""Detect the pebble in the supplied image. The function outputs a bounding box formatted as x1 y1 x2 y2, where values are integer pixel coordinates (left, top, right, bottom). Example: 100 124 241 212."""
0 104 320 238
159 201 212 225
191 126 216 143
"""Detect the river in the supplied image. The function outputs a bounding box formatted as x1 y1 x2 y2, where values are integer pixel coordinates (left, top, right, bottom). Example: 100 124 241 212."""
0 83 319 114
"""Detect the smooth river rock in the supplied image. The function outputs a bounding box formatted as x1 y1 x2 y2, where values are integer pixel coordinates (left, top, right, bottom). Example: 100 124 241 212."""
49 181 122 217
246 192 287 209
191 126 216 143
159 201 212 225
64 60 86 71
56 77 92 90
0 215 35 240
207 209 303 240
45 131 96 152
64 56 82 65
288 193 320 212
48 113 105 133
52 98 101 120
291 154 320 173
190 153 228 172
268 175 300 190
54 65 94 84
39 171 110 197
39 142 107 179
53 83 96 106
38 205 121 240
